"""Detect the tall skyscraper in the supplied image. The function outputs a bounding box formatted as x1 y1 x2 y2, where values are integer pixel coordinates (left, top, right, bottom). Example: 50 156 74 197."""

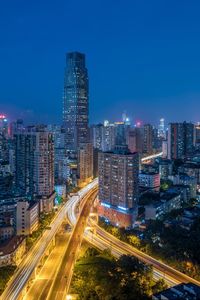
63 52 89 152
158 118 166 138
0 115 9 162
168 122 194 160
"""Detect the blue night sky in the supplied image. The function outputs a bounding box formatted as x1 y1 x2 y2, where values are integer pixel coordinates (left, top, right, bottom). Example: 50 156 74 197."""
0 0 200 125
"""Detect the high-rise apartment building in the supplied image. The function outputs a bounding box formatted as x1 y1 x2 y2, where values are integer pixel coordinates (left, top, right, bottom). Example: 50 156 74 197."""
194 123 200 149
63 52 89 152
14 131 55 206
90 123 104 150
98 146 139 228
114 122 129 146
143 124 153 154
77 143 93 187
0 115 9 162
168 122 194 160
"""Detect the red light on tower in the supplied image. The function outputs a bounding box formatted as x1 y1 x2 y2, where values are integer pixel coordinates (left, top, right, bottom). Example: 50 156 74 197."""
135 120 142 127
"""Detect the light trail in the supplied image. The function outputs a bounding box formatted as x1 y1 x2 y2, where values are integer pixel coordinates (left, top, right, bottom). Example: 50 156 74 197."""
66 184 200 289
141 152 163 162
0 179 98 300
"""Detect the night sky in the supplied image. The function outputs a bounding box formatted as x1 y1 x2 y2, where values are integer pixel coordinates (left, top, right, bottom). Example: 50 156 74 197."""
1 0 200 125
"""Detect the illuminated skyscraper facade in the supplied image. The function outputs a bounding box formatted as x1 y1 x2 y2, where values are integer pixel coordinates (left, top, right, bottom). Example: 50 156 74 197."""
63 52 89 152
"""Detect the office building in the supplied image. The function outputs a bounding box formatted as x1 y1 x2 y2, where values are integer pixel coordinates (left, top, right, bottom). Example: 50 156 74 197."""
98 146 139 228
63 52 89 152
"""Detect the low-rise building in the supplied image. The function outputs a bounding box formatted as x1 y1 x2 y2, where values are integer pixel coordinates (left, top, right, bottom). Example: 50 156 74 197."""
145 193 181 220
139 172 160 191
0 226 14 242
38 191 56 213
153 283 200 300
16 201 39 236
179 162 200 185
170 174 197 199
167 185 191 203
0 236 26 266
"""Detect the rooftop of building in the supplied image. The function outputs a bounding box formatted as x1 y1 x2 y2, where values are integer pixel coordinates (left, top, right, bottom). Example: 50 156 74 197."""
0 236 25 256
102 146 138 156
139 171 159 176
140 190 180 207
182 161 200 168
153 283 200 300
160 192 180 201
158 159 173 165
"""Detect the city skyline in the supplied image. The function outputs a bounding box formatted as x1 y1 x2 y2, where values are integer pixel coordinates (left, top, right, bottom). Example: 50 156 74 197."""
1 1 200 124
1 2 200 299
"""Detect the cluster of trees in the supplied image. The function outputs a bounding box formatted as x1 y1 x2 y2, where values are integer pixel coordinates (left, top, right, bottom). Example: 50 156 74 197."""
70 248 166 300
26 211 55 250
145 218 200 280
99 217 200 280
0 266 16 295
160 179 173 192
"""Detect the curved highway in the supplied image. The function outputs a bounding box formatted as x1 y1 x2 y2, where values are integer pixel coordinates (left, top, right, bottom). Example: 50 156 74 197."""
66 184 200 288
0 179 98 300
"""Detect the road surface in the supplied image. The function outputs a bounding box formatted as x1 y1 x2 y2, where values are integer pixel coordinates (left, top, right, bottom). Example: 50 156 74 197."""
46 187 98 300
0 179 98 300
23 223 70 300
66 188 200 288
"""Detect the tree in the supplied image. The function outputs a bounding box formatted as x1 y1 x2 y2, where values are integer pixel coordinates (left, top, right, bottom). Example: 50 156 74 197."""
152 279 167 294
127 235 141 248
